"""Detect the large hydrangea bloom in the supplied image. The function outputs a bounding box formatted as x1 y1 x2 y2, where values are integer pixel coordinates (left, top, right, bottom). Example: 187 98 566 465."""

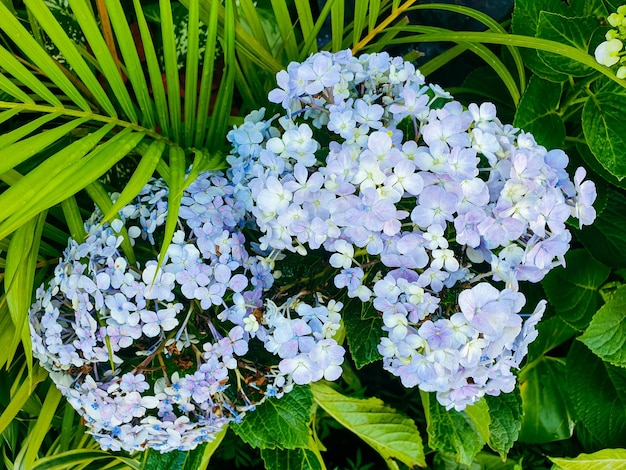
227 49 596 411
30 173 344 452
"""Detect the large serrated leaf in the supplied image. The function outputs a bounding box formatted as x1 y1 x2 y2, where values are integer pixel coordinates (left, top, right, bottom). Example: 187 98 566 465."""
550 449 626 470
513 76 564 150
142 450 187 470
484 392 522 459
576 188 626 268
583 79 626 180
343 300 383 369
536 12 597 77
542 249 610 331
518 357 573 443
261 447 325 470
421 391 484 466
232 385 313 449
579 285 626 367
510 0 569 82
567 342 626 449
527 315 577 363
312 382 425 468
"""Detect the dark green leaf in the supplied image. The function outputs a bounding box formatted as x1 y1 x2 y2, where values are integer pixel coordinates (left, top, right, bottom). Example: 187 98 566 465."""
542 249 610 331
232 385 313 449
526 315 577 362
582 78 626 180
510 0 569 82
485 391 522 459
421 391 486 466
567 341 626 449
536 12 597 77
570 0 608 17
513 75 565 149
518 357 573 443
579 285 626 367
604 0 625 10
143 450 188 470
576 142 626 191
142 435 225 470
575 188 626 267
312 382 426 468
343 300 383 369
261 447 324 470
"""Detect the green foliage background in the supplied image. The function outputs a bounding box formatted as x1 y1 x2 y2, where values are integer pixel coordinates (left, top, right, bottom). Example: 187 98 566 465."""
0 0 625 468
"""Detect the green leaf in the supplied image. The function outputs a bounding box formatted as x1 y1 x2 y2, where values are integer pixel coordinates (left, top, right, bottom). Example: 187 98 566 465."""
32 450 141 470
343 300 383 369
576 188 626 268
105 0 156 129
155 145 185 272
68 0 137 120
312 382 426 468
0 127 142 240
261 447 325 470
542 249 610 331
143 450 187 470
536 12 597 77
0 112 59 151
0 123 113 225
510 0 569 82
132 0 170 137
421 391 485 466
17 384 63 469
0 117 88 175
25 0 117 117
463 399 490 444
0 10 87 109
192 426 228 469
0 70 34 104
484 392 522 459
570 0 608 17
583 78 626 180
0 365 48 436
567 341 626 449
193 0 219 148
232 385 313 449
160 0 182 141
140 428 227 470
100 139 165 225
183 0 200 147
550 449 626 470
0 304 18 369
4 211 46 370
518 357 573 443
270 0 298 58
526 315 577 362
579 285 626 367
513 76 565 150
576 142 626 191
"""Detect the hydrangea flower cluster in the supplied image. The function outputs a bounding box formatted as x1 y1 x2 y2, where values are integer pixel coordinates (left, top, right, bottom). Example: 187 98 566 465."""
226 49 596 410
29 172 345 452
594 4 626 78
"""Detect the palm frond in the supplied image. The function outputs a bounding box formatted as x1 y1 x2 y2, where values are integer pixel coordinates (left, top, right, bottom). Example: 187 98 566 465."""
0 0 237 386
